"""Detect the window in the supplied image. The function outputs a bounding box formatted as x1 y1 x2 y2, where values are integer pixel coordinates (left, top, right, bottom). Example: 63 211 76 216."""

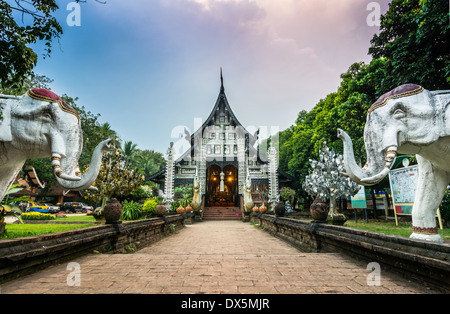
214 145 221 154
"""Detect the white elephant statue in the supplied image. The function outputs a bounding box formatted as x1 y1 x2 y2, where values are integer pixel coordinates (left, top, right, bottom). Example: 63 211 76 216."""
0 88 111 202
338 84 450 243
191 174 201 210
243 170 254 212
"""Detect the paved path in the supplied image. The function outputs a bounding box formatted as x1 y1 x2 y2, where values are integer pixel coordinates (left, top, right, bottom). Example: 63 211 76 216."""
0 221 433 294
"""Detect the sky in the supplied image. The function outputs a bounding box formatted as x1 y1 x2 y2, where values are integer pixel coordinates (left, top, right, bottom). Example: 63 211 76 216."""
27 0 391 156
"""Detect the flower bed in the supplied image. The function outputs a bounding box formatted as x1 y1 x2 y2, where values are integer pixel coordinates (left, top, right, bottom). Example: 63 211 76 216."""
21 212 56 220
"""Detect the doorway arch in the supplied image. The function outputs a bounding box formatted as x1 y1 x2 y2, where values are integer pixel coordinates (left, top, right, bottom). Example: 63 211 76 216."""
206 164 238 207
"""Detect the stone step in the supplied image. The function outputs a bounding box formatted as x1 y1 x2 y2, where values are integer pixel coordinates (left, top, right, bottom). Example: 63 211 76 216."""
203 207 242 220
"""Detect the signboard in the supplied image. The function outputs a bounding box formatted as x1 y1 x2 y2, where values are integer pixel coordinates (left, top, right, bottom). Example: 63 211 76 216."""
388 165 442 228
351 185 367 209
351 185 368 223
390 166 418 205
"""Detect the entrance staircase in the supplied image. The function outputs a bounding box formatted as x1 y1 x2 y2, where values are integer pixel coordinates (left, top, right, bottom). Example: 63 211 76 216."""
203 207 242 220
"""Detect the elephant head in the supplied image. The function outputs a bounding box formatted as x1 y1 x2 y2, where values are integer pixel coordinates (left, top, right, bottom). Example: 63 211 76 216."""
0 88 110 199
338 84 450 185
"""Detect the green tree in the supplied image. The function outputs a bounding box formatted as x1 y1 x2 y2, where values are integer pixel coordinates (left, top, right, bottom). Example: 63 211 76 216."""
132 149 166 178
284 60 388 199
369 0 450 89
0 73 53 96
0 0 105 90
333 58 388 164
83 147 144 213
0 0 62 89
122 140 138 164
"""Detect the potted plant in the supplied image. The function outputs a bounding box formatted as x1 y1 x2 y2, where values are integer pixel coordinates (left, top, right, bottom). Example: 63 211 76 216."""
155 202 166 217
103 198 123 224
259 203 267 214
177 204 185 215
275 202 286 217
309 197 329 222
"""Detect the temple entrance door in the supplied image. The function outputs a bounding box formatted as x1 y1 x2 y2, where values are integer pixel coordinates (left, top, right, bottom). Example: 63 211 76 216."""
206 164 238 207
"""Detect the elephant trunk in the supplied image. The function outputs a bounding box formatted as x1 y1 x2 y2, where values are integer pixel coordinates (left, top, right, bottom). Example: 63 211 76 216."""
337 129 397 186
53 139 111 191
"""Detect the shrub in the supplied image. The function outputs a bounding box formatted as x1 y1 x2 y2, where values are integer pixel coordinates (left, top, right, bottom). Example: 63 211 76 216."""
21 212 55 220
121 200 143 220
142 199 158 214
279 187 295 202
440 190 450 228
171 201 181 212
174 184 193 200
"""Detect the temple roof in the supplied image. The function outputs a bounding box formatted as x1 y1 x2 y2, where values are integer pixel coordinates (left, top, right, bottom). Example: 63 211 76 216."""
176 70 258 163
201 69 245 131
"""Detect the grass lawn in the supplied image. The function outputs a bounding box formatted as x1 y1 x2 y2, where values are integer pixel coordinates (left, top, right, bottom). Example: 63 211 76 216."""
344 220 450 241
54 214 96 222
0 223 95 239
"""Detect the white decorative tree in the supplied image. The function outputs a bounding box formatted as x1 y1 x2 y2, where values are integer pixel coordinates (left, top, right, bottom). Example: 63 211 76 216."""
303 142 359 221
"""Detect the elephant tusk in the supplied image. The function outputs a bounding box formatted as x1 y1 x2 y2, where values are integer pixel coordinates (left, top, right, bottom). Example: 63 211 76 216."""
51 153 82 181
54 139 111 191
360 146 397 185
88 186 98 191
60 173 82 181
360 168 390 185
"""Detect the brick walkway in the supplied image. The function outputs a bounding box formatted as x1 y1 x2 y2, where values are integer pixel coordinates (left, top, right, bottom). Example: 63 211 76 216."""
0 220 433 294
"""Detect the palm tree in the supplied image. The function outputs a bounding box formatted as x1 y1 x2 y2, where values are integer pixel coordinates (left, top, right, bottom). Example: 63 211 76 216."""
123 140 138 165
100 122 119 147
133 149 167 177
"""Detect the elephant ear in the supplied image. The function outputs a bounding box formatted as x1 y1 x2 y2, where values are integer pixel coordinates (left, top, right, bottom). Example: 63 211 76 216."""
0 101 12 142
430 89 450 137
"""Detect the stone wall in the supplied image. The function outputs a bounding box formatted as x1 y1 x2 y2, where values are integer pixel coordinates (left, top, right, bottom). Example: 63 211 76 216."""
0 215 185 283
253 214 450 293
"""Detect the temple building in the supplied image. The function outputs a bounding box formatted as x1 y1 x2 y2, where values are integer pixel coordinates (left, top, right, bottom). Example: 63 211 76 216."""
150 71 294 209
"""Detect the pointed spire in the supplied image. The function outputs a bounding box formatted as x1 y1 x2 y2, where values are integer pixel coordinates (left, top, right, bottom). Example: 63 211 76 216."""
220 67 225 93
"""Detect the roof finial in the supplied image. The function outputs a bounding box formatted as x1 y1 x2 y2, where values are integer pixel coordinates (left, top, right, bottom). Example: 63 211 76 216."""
220 67 224 93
